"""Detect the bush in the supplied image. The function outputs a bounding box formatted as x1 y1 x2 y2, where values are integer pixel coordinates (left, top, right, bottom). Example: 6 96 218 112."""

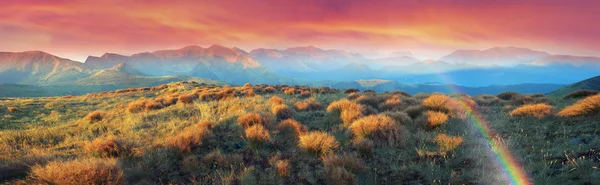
237 113 264 128
382 111 413 125
85 136 132 158
264 86 276 93
322 154 363 185
269 96 285 105
474 94 500 106
353 139 374 156
425 111 449 128
298 131 339 156
434 134 463 152
272 105 294 120
564 90 599 99
510 103 553 119
245 125 270 148
404 105 425 119
126 99 146 113
348 115 401 146
497 91 519 101
299 90 311 98
294 99 322 111
284 88 296 95
557 94 600 117
422 94 451 112
30 158 124 185
178 94 197 104
277 119 307 138
275 160 290 178
84 110 106 123
166 122 213 152
144 100 164 110
344 88 360 94
347 92 360 100
390 90 411 97
7 107 17 113
327 100 365 125
379 95 401 111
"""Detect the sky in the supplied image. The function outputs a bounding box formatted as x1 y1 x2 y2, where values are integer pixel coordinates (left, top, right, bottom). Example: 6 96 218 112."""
1 0 599 62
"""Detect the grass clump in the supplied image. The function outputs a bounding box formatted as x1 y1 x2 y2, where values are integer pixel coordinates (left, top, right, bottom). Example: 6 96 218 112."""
237 113 264 129
85 136 132 158
510 103 553 119
30 158 124 185
84 110 106 123
178 93 197 104
557 94 600 117
434 134 463 152
245 124 271 149
422 94 451 112
379 95 401 111
275 160 290 178
7 107 17 113
166 121 213 152
348 115 402 146
497 91 520 101
295 98 322 111
425 110 449 128
322 154 363 185
298 131 339 156
327 99 365 126
277 119 307 138
272 104 294 120
269 96 285 105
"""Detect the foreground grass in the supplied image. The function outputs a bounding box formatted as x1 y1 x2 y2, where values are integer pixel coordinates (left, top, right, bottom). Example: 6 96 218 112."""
0 82 598 184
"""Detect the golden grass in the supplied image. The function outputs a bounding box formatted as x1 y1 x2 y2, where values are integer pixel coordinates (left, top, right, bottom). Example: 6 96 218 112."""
275 159 290 178
178 93 197 104
245 124 270 148
269 96 285 105
434 134 463 152
237 113 264 128
425 111 449 128
379 95 401 111
348 115 401 146
272 104 294 120
510 103 553 119
277 119 307 138
84 110 106 123
30 158 124 185
557 94 600 117
298 131 339 156
422 94 451 111
294 98 322 111
126 99 146 113
327 99 365 125
85 136 132 158
284 88 296 95
166 122 213 152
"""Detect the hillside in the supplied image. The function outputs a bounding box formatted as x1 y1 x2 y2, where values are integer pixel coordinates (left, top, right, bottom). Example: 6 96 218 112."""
547 75 600 97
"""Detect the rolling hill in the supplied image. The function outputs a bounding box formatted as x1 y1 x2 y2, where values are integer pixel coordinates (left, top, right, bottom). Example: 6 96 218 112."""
547 75 600 97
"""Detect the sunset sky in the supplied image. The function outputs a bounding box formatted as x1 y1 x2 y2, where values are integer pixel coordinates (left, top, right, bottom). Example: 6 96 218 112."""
1 0 598 61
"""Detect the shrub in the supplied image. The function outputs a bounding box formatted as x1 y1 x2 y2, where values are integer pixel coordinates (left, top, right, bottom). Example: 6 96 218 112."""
344 88 360 94
298 131 339 156
166 123 213 152
379 95 401 111
126 99 146 113
284 88 296 95
347 92 360 100
294 99 322 111
30 158 124 185
557 94 600 117
144 100 164 110
355 95 386 108
7 107 17 113
422 94 451 112
84 110 106 123
382 111 413 125
322 154 363 185
264 86 276 93
348 115 401 146
434 134 463 152
299 90 311 98
199 92 215 101
269 96 285 105
85 136 132 158
425 111 449 128
353 139 374 156
404 105 425 119
275 160 290 178
327 100 365 125
272 105 294 120
390 90 411 97
178 94 197 104
564 90 599 99
277 119 307 138
237 113 264 128
510 103 553 119
474 94 500 106
245 125 270 148
497 91 520 101
158 96 178 106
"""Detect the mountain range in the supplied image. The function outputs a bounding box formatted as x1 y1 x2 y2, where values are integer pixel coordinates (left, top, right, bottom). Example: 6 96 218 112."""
1 45 599 97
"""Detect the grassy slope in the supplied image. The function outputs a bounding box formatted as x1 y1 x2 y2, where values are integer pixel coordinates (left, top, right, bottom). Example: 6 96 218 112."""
0 83 598 184
548 75 600 97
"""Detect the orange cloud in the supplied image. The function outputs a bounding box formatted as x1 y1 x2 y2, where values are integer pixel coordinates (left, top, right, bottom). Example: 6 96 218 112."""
0 0 598 61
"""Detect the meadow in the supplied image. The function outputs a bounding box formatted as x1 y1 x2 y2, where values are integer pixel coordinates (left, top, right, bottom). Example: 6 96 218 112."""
0 81 599 184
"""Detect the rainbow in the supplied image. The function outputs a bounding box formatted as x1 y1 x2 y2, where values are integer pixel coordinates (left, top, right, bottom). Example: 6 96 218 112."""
434 73 531 185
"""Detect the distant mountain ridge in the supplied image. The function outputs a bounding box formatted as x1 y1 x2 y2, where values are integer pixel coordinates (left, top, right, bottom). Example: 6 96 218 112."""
440 46 550 65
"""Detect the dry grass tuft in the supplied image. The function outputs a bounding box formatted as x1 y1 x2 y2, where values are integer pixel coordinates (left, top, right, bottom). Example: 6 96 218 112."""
30 158 124 185
349 115 401 146
264 86 276 93
245 124 271 148
557 94 600 117
277 119 307 138
126 99 146 113
269 96 285 105
7 107 17 113
275 160 290 178
510 103 553 119
84 110 106 123
422 94 451 112
298 131 339 156
237 113 264 129
178 93 197 104
322 154 363 185
284 88 296 95
327 99 365 125
379 95 402 111
272 105 294 120
564 90 599 99
425 111 449 128
85 136 132 158
166 122 213 152
144 100 164 110
434 134 464 152
294 99 322 111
